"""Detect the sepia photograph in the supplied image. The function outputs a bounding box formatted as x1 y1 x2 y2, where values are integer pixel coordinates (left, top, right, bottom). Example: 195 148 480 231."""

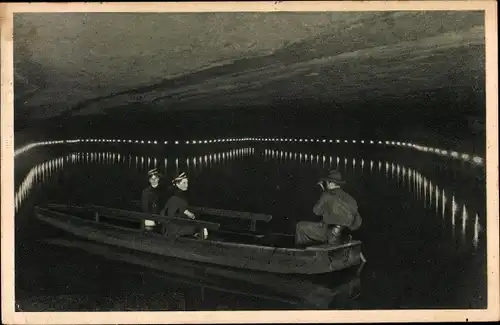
1 1 498 324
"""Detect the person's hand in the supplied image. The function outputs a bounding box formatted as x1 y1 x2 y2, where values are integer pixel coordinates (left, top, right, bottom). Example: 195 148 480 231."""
185 211 196 219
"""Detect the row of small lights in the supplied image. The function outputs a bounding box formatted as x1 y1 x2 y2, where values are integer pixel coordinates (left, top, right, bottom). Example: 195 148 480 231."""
13 137 484 166
14 140 68 156
15 155 68 213
265 148 468 192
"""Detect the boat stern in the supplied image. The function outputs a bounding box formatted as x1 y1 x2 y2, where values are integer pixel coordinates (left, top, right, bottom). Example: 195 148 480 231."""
327 241 363 271
305 240 363 273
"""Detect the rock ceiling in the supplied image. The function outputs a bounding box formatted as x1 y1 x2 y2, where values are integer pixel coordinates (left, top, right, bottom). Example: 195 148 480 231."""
13 11 485 120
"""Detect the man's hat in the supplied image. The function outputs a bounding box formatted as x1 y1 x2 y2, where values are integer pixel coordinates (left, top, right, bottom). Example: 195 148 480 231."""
147 168 162 179
319 169 346 184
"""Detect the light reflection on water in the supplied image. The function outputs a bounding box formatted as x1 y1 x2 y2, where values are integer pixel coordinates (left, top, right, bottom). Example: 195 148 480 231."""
442 189 447 221
15 155 69 213
462 205 469 240
15 148 255 213
451 196 458 237
473 213 480 248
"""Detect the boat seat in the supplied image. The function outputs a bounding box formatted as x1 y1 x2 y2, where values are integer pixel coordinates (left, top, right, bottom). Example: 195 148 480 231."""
305 244 342 251
305 239 360 251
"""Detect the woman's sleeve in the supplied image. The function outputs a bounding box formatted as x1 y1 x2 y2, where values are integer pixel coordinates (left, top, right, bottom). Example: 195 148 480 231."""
166 197 178 218
165 197 189 218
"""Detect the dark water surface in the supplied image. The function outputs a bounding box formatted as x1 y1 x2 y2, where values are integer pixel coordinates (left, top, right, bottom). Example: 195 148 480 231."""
14 143 487 311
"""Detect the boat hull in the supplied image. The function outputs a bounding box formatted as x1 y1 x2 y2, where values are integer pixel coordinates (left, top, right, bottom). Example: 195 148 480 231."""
35 206 363 274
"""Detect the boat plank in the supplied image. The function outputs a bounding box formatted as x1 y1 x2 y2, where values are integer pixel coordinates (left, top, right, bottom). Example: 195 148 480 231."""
42 204 272 240
38 205 222 230
305 242 362 251
86 204 222 229
129 200 272 222
190 206 272 222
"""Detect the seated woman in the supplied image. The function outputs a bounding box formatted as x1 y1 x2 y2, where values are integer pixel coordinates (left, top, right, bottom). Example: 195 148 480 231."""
295 170 362 247
160 172 208 239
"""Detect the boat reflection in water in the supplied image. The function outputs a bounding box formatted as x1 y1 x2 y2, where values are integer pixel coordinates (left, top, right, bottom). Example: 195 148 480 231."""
38 236 362 311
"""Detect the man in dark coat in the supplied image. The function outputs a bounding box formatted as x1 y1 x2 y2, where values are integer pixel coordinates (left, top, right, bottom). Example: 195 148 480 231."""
141 168 164 230
295 170 362 246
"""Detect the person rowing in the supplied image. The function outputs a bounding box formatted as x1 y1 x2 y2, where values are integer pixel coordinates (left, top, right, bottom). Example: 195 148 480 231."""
160 172 208 239
295 169 362 246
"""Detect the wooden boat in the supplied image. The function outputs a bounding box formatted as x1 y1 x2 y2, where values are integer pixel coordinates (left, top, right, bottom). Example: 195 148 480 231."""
40 237 363 309
34 203 364 275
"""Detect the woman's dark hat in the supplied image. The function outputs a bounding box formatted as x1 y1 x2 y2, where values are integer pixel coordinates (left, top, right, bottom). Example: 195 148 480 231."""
148 168 162 179
172 172 188 184
319 169 346 184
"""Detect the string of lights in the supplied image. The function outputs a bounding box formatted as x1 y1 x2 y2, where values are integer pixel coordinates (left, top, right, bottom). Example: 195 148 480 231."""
14 137 484 166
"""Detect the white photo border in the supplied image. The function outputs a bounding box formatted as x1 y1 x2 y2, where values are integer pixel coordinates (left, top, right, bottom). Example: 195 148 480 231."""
1 1 498 323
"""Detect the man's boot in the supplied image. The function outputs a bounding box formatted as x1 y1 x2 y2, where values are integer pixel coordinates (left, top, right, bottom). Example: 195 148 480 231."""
327 225 344 244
